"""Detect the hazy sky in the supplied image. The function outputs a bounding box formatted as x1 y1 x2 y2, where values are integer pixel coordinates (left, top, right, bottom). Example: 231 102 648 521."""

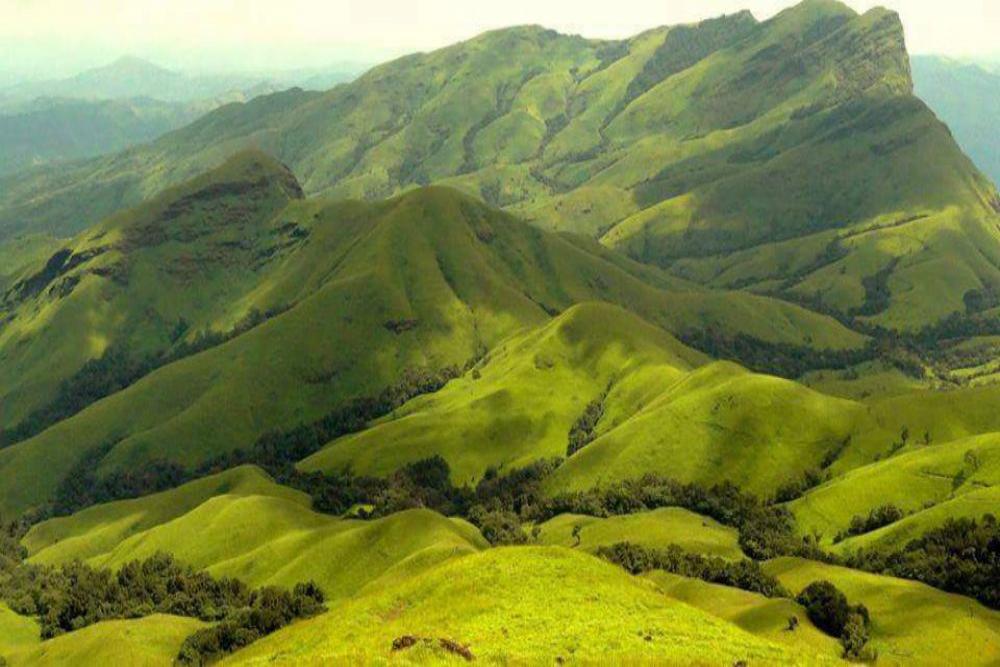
1 0 997 79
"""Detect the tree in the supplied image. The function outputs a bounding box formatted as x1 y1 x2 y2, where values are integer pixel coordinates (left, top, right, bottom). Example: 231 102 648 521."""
796 581 850 636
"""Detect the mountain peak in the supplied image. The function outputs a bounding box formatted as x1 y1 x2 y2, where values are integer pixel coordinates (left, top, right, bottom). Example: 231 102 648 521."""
93 55 174 77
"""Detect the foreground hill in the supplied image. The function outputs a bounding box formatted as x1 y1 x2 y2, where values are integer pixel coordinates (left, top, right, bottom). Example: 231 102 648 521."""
225 548 834 665
2 1 996 331
23 467 487 601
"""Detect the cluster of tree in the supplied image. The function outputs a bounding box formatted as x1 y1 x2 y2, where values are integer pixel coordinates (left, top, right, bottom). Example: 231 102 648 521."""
596 542 788 598
566 396 605 456
521 474 825 560
0 307 292 449
176 582 324 665
845 515 999 609
27 363 470 527
0 521 27 573
0 345 156 448
772 468 826 503
679 329 876 378
0 551 322 640
834 504 905 543
796 581 875 661
51 439 186 518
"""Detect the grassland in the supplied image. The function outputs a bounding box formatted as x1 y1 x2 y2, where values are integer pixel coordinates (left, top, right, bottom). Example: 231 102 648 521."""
0 175 864 519
225 547 836 665
644 571 842 658
764 557 1000 666
3 615 204 667
24 472 486 601
0 603 39 656
789 432 1000 544
534 507 743 559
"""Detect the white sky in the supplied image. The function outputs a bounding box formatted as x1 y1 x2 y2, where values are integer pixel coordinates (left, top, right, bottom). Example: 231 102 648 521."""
1 0 997 78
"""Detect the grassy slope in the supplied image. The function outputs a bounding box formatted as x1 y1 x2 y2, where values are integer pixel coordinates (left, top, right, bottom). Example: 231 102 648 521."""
644 571 842 658
605 4 1000 331
547 361 865 497
299 302 706 483
25 476 487 601
0 149 305 425
3 615 204 667
1 3 994 332
0 234 62 290
833 485 1000 553
789 432 1000 544
0 603 39 656
535 507 743 559
0 182 863 519
225 547 835 665
23 465 309 565
764 557 1000 666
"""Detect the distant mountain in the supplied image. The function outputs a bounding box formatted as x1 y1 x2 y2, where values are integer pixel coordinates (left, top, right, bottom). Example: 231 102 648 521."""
0 97 206 175
912 55 1000 187
0 56 365 106
0 57 370 182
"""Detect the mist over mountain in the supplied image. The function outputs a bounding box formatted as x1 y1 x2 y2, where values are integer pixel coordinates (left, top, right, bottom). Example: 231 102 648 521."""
912 55 1000 187
0 55 369 106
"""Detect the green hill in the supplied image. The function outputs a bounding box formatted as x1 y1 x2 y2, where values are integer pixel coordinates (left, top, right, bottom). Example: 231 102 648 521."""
224 547 835 665
3 614 204 667
1 1 995 331
0 603 39 656
535 508 743 559
789 432 1000 545
0 158 863 518
299 302 707 484
301 301 868 496
764 557 1000 666
644 571 842 657
0 97 206 177
22 465 309 565
23 471 486 601
546 360 865 496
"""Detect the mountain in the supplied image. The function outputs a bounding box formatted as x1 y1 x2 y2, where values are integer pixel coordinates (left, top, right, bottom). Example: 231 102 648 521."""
0 97 207 175
912 55 1000 187
1 2 996 333
0 56 362 106
0 58 371 177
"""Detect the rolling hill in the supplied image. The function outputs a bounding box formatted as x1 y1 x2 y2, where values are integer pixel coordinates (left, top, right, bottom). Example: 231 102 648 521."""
764 557 1000 666
225 547 837 665
0 153 864 518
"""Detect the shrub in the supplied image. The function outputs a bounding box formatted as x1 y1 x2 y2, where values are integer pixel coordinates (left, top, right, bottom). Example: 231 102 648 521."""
597 542 788 598
796 581 851 636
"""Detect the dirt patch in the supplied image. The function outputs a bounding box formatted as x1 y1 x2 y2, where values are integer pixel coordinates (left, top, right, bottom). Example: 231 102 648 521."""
390 635 475 661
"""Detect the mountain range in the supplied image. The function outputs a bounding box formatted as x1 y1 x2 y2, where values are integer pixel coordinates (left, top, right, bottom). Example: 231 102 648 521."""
0 1 997 665
0 57 370 176
911 55 1000 188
